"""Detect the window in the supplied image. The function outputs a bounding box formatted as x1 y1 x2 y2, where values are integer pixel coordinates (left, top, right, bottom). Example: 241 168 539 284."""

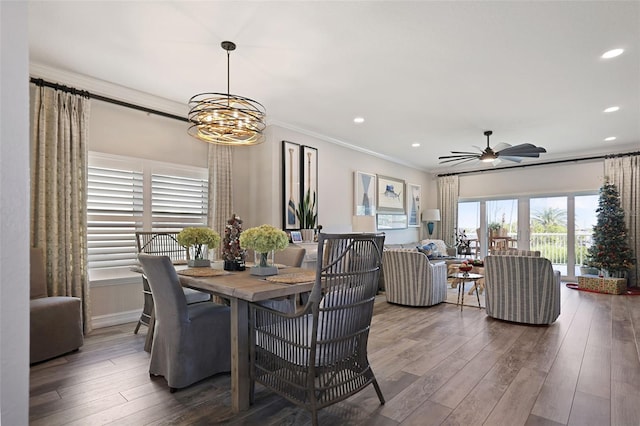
87 153 208 273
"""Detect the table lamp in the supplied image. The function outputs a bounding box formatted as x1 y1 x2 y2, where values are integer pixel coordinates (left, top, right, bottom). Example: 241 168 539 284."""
352 215 377 233
423 209 440 236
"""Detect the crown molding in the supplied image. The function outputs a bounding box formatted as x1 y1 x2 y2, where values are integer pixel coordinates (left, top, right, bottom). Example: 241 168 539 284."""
269 119 428 172
29 63 188 118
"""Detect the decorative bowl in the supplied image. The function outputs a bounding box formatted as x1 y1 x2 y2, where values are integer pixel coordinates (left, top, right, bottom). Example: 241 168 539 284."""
458 264 473 273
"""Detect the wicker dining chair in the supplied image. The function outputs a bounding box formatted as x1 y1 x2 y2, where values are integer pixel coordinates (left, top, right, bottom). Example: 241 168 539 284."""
249 232 386 425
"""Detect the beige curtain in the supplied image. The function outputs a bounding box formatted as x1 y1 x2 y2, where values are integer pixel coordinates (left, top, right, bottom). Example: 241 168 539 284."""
604 155 639 287
207 144 234 258
437 175 459 247
31 85 92 333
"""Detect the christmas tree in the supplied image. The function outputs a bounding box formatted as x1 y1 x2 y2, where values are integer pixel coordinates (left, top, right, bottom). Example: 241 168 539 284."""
586 181 634 277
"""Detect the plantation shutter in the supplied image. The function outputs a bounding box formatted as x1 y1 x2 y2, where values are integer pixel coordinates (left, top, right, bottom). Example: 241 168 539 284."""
87 165 144 269
151 173 209 232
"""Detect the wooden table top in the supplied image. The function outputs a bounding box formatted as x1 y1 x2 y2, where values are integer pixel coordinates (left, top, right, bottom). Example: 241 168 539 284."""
131 263 315 303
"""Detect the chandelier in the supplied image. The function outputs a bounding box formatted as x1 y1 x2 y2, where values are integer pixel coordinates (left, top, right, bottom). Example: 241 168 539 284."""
188 41 266 145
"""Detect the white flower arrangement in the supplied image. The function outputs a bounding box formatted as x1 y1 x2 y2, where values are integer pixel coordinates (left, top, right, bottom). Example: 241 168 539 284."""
177 227 221 259
239 224 289 254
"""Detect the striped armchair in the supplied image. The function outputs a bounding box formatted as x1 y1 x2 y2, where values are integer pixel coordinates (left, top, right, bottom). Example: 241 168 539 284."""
484 255 561 325
382 249 447 306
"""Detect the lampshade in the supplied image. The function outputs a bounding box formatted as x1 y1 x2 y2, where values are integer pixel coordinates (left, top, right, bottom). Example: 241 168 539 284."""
352 215 376 233
188 41 266 145
423 209 441 222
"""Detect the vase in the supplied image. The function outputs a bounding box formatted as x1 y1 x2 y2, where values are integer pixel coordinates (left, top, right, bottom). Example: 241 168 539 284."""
300 229 315 242
251 251 278 276
188 258 211 268
224 259 245 271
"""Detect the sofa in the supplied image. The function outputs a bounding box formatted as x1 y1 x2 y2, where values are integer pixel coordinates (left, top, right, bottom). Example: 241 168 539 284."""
30 248 84 363
483 254 561 325
382 248 448 306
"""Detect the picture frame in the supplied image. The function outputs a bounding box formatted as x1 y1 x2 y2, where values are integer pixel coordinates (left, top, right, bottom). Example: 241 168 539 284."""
376 214 408 230
290 231 303 243
354 171 376 216
376 175 405 213
282 141 301 230
301 145 318 212
407 183 421 227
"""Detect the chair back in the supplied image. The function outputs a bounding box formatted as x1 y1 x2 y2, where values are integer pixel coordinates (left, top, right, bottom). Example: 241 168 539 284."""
137 254 189 325
484 254 560 324
30 247 48 299
308 232 385 364
136 232 189 262
274 244 306 267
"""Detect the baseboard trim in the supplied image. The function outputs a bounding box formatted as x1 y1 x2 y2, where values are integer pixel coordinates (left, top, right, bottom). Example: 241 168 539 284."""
92 309 140 329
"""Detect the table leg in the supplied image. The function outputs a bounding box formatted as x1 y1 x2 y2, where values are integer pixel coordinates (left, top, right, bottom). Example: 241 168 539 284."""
460 280 465 310
475 283 481 308
230 298 250 412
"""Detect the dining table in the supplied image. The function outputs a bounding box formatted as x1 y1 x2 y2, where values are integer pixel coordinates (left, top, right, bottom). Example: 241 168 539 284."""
132 262 315 413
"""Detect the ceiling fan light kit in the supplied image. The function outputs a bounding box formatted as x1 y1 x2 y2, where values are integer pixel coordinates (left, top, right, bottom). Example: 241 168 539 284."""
188 41 266 145
439 130 547 166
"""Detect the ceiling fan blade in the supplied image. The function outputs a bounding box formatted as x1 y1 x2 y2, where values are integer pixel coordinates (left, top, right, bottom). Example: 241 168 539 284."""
497 143 546 157
439 156 478 164
446 157 480 166
438 154 479 160
492 142 511 152
498 156 523 163
450 151 482 155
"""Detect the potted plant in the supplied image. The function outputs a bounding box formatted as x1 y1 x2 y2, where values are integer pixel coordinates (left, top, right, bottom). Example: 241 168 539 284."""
296 189 317 242
222 214 246 271
239 224 289 276
488 222 502 238
177 227 221 268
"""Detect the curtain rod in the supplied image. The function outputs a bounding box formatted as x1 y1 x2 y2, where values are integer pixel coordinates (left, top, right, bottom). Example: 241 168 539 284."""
30 77 189 123
437 151 640 177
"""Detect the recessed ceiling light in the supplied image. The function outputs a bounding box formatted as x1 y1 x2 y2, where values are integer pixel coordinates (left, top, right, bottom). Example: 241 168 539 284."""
602 48 624 59
604 136 617 141
603 106 620 113
353 117 365 124
411 143 420 148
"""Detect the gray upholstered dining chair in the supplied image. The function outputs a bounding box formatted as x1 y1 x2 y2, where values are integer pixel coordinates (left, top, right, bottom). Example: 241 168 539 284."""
137 254 231 392
134 231 211 335
249 232 386 426
274 243 306 267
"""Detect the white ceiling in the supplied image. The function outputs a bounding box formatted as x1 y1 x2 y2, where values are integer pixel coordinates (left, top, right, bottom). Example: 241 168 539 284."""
28 1 640 173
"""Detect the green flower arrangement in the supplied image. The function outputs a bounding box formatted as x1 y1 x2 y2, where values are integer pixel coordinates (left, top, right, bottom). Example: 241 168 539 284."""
177 227 221 260
239 224 289 255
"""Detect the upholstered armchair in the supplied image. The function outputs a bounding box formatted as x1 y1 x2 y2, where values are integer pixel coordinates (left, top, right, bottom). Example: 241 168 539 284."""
30 248 84 363
382 248 448 306
484 255 561 325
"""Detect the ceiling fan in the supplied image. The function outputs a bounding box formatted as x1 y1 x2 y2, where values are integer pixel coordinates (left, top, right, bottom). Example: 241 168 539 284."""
439 130 547 166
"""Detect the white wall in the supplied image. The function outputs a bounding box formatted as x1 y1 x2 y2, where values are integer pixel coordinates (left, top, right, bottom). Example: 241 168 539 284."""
1 2 30 424
233 125 435 244
89 100 208 167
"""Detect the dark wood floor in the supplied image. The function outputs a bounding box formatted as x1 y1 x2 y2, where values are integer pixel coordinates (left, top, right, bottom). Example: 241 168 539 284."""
30 285 640 425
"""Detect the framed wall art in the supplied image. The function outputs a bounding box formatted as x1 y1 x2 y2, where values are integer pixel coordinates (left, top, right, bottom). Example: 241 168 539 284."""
282 140 301 230
376 214 408 230
407 183 421 227
376 175 405 213
354 171 376 216
301 145 318 207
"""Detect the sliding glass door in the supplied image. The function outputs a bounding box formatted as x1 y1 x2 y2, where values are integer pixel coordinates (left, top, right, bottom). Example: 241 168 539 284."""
459 192 597 279
530 196 568 274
